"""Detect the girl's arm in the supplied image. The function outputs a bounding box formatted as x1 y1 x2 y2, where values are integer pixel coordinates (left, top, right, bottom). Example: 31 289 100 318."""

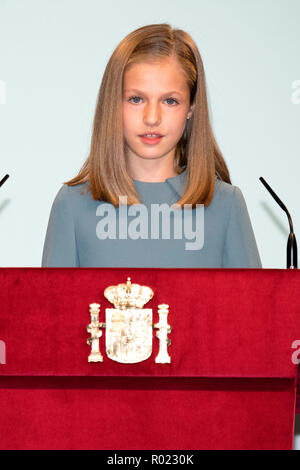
222 186 262 268
42 185 79 267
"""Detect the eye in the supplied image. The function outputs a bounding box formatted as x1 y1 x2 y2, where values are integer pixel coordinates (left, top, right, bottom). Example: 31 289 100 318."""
165 98 178 106
127 96 179 105
128 96 142 104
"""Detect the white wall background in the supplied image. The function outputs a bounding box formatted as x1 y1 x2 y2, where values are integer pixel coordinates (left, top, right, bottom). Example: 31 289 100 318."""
0 0 299 447
0 0 299 268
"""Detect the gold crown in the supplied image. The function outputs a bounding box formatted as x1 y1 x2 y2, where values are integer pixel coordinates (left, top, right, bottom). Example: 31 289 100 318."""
104 278 154 309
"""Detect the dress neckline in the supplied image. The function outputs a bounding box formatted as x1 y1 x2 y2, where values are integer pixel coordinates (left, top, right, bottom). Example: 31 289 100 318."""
132 168 186 185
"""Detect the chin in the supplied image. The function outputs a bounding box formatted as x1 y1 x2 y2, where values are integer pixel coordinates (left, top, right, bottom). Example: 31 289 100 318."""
137 153 165 160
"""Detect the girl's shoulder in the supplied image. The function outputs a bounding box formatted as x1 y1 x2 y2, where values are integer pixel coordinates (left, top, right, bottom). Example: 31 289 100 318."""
50 182 96 217
53 182 91 203
214 176 240 198
214 177 236 195
211 177 248 214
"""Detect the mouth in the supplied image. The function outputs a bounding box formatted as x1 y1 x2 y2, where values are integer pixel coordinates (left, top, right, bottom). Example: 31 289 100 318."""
139 133 164 145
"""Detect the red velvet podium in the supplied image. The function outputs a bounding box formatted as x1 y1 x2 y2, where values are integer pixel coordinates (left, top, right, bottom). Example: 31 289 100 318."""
0 268 299 450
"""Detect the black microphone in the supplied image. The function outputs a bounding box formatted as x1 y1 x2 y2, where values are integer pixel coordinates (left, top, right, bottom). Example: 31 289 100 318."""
259 176 297 269
0 174 9 188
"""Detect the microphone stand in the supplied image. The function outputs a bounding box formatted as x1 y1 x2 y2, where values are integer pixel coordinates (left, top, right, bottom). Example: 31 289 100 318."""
0 174 9 189
259 177 297 269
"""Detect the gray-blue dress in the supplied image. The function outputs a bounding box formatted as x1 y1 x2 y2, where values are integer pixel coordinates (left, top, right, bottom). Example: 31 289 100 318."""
42 170 262 268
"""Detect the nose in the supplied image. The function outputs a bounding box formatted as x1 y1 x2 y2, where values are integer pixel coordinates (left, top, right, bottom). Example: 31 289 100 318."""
143 101 161 127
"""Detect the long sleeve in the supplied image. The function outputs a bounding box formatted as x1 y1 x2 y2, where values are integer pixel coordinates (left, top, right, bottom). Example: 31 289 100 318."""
222 186 262 268
42 185 79 267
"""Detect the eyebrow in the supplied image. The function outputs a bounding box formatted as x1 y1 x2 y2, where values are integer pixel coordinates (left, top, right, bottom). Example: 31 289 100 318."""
124 88 183 97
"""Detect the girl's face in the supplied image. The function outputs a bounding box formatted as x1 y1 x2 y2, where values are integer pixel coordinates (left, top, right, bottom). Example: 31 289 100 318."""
123 56 194 166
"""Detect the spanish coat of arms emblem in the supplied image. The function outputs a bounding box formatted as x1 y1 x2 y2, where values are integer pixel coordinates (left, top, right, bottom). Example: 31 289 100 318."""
86 278 172 364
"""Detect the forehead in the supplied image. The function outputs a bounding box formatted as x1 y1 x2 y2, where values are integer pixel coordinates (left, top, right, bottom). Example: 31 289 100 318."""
123 57 189 94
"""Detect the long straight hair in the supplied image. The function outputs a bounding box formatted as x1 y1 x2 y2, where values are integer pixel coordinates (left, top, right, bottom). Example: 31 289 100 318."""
66 23 231 207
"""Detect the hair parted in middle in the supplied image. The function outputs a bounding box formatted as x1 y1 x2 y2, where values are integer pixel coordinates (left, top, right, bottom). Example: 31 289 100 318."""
66 23 231 207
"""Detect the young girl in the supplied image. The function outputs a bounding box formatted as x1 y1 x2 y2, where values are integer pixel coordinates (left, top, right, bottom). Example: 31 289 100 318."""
42 23 262 268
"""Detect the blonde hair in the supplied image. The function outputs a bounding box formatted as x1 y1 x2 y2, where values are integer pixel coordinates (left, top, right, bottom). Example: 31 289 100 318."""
66 23 231 207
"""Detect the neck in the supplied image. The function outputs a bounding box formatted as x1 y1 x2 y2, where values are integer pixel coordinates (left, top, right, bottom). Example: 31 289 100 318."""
126 151 179 183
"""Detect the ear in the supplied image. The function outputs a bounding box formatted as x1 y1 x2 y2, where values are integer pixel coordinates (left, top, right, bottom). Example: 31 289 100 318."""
187 102 195 120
